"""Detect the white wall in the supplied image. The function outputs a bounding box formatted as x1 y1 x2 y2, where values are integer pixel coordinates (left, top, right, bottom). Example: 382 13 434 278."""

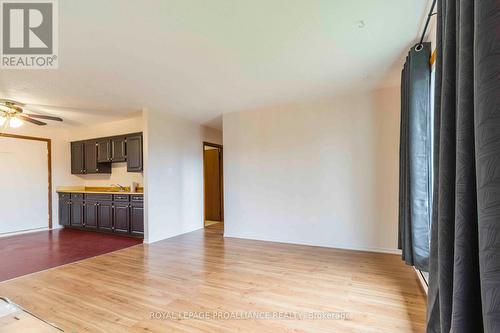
223 87 401 253
143 109 222 243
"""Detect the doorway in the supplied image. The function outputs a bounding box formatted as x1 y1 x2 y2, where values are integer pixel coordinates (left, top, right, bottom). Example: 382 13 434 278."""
0 134 52 235
203 142 223 227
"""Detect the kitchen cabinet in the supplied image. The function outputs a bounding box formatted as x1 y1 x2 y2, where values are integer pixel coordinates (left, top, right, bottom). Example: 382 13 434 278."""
59 194 71 226
130 202 144 236
70 200 84 227
84 201 98 229
96 139 110 163
126 134 143 172
98 202 113 231
111 136 127 162
71 132 142 174
113 203 130 234
71 141 111 175
71 142 85 174
84 141 98 173
96 136 126 163
57 192 143 238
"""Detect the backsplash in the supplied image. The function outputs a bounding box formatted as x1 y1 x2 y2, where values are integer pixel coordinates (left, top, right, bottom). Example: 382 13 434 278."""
73 162 143 187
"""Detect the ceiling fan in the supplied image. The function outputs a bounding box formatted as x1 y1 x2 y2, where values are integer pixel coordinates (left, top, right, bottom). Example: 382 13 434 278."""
0 99 63 128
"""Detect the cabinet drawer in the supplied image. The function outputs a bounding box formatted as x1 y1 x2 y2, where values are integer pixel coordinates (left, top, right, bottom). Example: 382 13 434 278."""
70 193 84 200
113 194 130 202
131 195 143 202
59 193 71 200
85 193 113 201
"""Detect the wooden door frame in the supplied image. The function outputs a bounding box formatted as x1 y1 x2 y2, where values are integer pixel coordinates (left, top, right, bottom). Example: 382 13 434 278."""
0 133 53 229
203 142 223 225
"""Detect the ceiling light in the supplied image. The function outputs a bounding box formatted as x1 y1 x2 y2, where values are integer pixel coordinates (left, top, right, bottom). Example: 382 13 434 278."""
9 117 23 128
0 115 6 126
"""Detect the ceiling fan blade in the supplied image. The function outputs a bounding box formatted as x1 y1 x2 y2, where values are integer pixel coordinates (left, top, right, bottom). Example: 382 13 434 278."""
17 115 47 126
25 114 63 121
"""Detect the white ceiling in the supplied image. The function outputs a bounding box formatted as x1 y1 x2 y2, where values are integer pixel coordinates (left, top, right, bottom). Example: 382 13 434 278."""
0 0 428 129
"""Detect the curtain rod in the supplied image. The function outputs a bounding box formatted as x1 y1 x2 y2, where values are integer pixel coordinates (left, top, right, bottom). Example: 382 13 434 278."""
415 0 437 51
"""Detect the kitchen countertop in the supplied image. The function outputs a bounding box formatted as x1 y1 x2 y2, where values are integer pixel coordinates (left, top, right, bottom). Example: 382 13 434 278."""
56 186 144 195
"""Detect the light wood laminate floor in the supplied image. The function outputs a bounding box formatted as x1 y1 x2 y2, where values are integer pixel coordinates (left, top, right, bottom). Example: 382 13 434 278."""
0 223 426 332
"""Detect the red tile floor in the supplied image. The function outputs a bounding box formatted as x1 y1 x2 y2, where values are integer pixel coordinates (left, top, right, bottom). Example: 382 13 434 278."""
0 228 142 282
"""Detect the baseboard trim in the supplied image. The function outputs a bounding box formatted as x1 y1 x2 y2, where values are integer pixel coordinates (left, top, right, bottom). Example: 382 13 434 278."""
223 233 401 255
0 227 49 238
145 226 204 244
414 267 429 295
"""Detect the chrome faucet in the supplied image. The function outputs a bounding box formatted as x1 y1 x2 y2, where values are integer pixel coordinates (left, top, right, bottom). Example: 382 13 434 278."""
111 184 126 192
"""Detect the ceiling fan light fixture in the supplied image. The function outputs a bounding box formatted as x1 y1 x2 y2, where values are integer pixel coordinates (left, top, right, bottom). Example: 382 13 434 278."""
9 116 23 128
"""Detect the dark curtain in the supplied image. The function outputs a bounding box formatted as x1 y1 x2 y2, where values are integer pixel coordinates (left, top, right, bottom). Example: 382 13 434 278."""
427 0 500 332
399 43 432 272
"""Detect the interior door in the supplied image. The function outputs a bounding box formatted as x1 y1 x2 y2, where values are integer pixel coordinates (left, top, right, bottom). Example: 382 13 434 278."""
204 147 222 221
0 137 49 234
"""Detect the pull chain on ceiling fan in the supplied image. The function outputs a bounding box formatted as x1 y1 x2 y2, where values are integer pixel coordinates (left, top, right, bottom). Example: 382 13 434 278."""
0 99 63 128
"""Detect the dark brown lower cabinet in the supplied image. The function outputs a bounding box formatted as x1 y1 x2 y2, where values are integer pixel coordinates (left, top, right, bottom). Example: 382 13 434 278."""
58 192 143 238
59 198 71 226
97 202 113 231
113 203 130 234
84 201 98 229
130 203 144 236
70 201 84 227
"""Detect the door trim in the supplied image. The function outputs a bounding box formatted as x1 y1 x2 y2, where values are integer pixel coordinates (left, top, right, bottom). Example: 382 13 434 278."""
203 142 223 225
0 133 52 229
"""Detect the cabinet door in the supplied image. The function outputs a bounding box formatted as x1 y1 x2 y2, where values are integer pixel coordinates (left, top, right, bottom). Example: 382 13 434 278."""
84 201 98 229
59 199 71 226
71 142 85 174
130 203 144 236
126 134 143 172
70 201 84 226
97 139 111 163
84 141 98 173
111 136 126 162
97 202 113 231
113 203 130 234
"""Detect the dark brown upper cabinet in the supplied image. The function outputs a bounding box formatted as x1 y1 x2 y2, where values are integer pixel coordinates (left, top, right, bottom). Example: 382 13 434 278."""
84 141 99 173
97 139 111 163
111 136 127 162
71 142 85 174
71 141 111 175
96 136 126 163
126 134 143 172
71 132 142 175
